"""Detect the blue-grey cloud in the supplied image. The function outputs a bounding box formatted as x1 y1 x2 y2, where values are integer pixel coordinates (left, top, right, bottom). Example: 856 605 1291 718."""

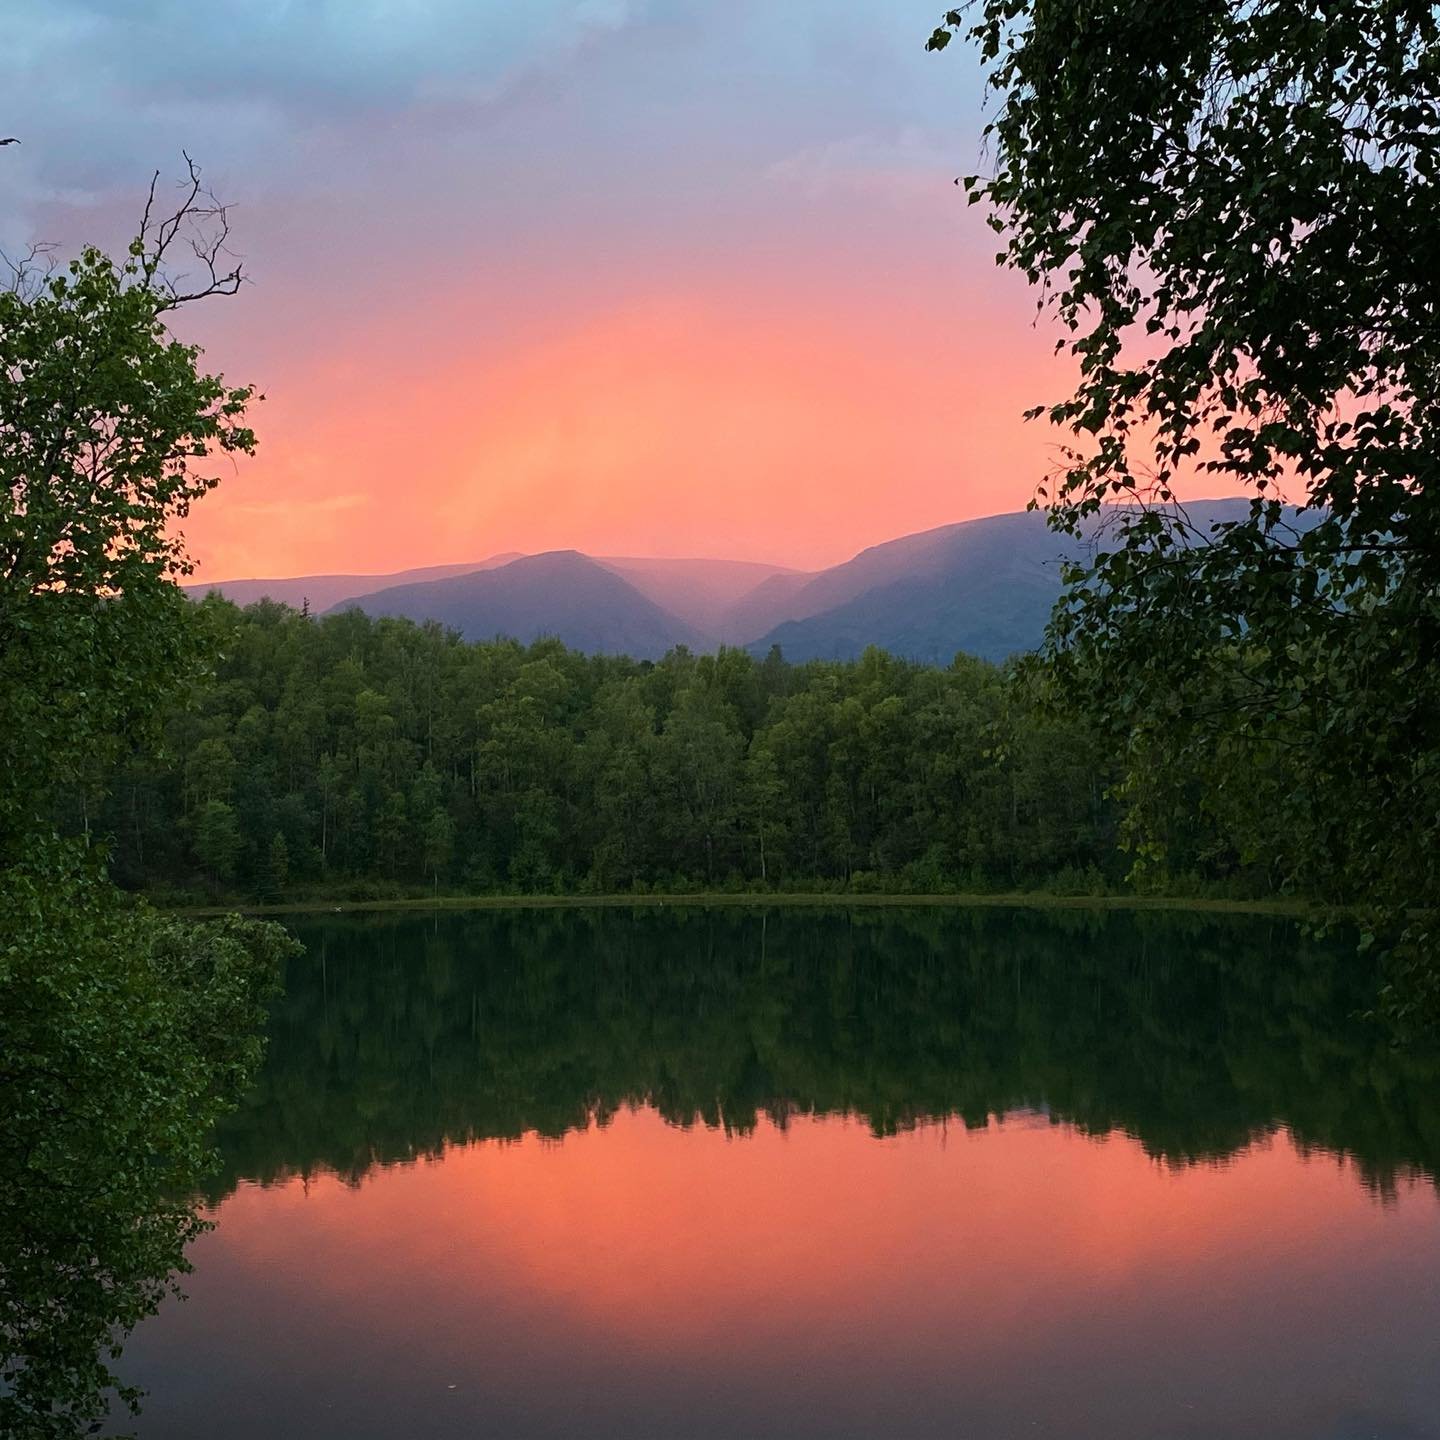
8 1 643 115
0 0 990 362
0 0 654 242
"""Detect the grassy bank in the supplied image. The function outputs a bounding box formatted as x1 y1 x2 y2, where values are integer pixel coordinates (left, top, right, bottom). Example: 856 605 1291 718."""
172 890 1318 920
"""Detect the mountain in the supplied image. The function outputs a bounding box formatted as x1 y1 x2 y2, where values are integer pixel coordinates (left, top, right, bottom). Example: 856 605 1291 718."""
716 511 1078 652
747 499 1263 664
748 511 1076 663
185 553 521 613
750 525 977 628
598 557 800 641
328 550 709 660
715 569 818 644
188 499 1276 665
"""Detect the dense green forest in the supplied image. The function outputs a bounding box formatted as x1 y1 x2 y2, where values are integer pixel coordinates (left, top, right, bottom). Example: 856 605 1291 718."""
90 595 1142 901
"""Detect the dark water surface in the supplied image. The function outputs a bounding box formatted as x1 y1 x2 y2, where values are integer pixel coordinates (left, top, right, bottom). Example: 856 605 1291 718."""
116 907 1440 1438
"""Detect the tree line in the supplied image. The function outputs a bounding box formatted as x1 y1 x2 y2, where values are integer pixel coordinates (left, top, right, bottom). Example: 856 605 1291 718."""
90 596 1145 902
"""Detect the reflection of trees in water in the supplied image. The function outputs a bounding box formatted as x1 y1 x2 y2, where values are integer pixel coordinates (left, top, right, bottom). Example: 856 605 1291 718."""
0 874 292 1439
213 908 1440 1204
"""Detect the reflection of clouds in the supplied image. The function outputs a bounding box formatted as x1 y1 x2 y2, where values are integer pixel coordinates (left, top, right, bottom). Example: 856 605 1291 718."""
129 1107 1440 1439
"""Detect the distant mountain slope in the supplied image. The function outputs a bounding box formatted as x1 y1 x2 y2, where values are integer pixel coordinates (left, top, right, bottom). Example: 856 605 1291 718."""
329 550 709 660
186 553 521 613
720 514 1062 649
716 569 818 644
190 499 1282 665
750 500 1262 664
744 521 981 635
598 557 799 640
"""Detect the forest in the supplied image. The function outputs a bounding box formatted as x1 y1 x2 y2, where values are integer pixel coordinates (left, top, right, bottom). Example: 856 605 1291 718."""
93 596 1139 902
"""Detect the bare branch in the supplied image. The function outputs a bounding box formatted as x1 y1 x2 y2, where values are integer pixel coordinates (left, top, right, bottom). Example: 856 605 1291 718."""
137 153 246 311
0 242 59 300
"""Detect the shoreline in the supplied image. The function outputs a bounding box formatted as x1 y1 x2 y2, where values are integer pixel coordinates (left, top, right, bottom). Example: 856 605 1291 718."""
171 891 1317 920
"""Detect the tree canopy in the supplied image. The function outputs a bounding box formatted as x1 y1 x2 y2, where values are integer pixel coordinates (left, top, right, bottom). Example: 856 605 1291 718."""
0 863 291 1437
930 0 1440 987
94 603 1123 902
0 165 291 1435
0 160 255 855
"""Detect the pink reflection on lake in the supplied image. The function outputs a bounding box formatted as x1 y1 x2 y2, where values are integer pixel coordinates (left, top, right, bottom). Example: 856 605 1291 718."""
116 1108 1440 1439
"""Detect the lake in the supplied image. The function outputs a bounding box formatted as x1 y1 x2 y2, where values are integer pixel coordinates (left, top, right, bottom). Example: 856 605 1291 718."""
112 906 1440 1438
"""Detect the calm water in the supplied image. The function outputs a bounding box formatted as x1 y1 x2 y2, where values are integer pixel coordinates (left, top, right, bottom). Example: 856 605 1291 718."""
114 907 1440 1438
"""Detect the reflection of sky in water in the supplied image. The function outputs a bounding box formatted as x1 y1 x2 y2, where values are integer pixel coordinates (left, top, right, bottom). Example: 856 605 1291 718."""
117 1109 1440 1440
106 908 1440 1437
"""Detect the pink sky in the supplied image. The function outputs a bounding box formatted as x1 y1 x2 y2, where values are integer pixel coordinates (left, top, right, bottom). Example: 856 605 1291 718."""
5 2 1085 579
177 211 1075 578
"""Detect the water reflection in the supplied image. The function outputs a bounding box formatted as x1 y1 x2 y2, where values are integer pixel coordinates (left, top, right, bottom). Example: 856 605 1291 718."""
114 907 1440 1439
213 906 1440 1198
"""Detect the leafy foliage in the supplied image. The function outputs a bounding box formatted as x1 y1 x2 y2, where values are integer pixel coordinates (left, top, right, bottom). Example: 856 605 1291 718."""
96 601 1124 899
0 227 255 855
0 169 292 1434
930 0 1440 979
0 854 294 1438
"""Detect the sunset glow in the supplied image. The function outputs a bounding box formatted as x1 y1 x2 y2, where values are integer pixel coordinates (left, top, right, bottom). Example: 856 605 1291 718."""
2 1 1076 578
121 1110 1440 1437
6 6 1439 1437
214 1111 1429 1344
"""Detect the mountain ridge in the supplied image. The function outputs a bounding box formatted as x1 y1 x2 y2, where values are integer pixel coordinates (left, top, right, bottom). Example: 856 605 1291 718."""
326 550 710 660
746 500 1268 663
184 554 521 613
188 501 1269 664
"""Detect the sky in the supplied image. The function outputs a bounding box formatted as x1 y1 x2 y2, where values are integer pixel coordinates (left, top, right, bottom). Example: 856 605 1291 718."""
0 1 1078 578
